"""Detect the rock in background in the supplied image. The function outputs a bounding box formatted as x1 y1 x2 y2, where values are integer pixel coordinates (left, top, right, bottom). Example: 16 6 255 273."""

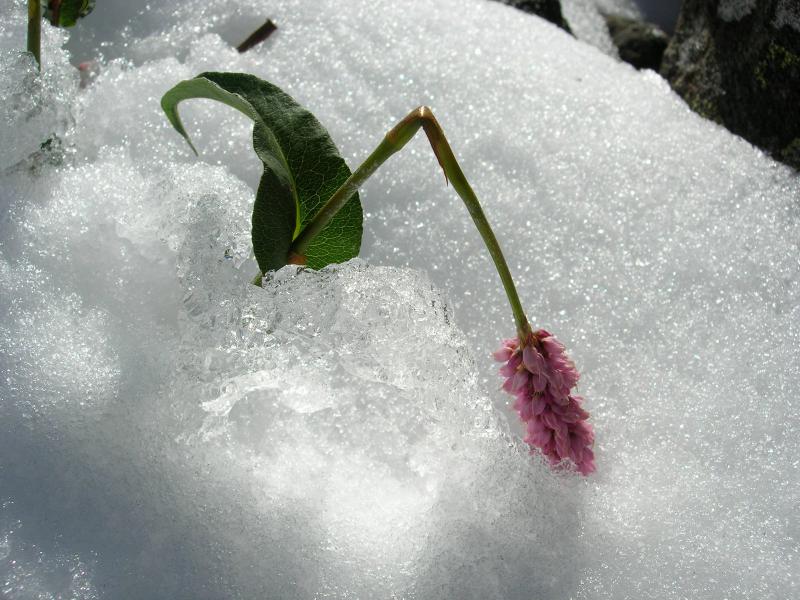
496 0 573 32
604 13 668 70
661 0 800 170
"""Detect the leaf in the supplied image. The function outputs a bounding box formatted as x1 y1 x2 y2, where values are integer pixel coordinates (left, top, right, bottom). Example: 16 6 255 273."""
160 72 363 273
45 0 95 27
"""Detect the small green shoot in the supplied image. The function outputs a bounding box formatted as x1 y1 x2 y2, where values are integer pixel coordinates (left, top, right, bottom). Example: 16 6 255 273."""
161 73 363 274
161 73 598 475
44 0 95 27
162 73 529 339
27 0 41 68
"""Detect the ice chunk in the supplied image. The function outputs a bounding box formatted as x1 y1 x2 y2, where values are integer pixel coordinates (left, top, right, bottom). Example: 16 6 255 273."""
188 261 585 598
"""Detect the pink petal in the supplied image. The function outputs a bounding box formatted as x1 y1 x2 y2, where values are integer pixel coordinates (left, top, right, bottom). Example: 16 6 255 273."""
556 432 571 459
492 347 513 362
497 330 593 476
511 370 529 392
499 363 517 378
532 371 547 393
522 345 544 373
514 397 533 421
577 448 595 475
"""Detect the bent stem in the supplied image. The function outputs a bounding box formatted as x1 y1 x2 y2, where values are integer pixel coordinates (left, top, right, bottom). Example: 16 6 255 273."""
290 107 532 340
28 0 42 69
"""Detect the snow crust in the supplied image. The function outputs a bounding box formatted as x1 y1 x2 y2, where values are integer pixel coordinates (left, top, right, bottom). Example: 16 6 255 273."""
1 0 799 598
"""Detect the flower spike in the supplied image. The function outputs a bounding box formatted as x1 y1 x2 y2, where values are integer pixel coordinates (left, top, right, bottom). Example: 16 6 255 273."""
495 330 595 475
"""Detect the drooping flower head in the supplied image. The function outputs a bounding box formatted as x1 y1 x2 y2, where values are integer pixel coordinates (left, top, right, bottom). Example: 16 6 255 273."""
494 329 595 475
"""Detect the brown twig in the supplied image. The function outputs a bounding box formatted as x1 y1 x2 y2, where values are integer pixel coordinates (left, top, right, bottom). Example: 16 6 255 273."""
236 19 277 53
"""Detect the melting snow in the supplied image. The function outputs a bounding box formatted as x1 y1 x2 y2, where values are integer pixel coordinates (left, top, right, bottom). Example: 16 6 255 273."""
1 0 799 598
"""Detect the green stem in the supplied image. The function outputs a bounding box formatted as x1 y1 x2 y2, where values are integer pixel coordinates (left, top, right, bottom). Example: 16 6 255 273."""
289 107 532 340
27 0 41 70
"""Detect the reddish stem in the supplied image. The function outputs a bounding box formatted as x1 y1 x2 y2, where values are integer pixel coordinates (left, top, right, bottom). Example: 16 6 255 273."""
48 0 62 25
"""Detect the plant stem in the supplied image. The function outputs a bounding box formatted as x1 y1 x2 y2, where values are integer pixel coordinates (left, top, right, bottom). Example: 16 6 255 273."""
27 0 41 70
289 107 532 339
48 0 62 25
236 19 277 53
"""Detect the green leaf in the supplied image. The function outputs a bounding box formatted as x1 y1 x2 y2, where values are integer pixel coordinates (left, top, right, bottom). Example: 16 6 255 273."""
45 0 95 28
160 72 363 273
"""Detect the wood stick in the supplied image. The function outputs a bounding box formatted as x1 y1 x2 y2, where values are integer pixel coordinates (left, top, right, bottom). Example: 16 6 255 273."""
236 19 277 53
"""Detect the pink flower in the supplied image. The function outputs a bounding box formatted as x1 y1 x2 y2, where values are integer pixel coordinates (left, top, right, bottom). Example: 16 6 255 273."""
494 330 595 475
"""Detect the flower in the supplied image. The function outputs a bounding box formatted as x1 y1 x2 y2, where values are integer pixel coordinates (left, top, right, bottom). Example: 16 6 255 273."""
494 330 595 475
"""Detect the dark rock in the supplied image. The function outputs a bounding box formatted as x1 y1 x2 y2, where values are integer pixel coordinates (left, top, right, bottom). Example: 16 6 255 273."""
604 14 668 71
660 0 800 170
497 0 572 34
633 0 683 34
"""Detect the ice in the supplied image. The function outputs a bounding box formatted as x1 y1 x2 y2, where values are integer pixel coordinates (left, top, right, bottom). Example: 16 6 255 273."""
2 231 582 597
0 4 78 173
1 0 799 598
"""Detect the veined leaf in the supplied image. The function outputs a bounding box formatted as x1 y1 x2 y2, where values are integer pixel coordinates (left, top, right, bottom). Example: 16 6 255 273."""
45 0 95 27
160 72 363 273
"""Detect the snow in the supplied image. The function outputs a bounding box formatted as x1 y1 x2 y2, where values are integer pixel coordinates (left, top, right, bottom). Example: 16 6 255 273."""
0 13 77 172
775 0 800 32
559 1 643 57
1 0 799 598
1 501 98 600
718 0 758 22
562 0 619 56
594 0 641 18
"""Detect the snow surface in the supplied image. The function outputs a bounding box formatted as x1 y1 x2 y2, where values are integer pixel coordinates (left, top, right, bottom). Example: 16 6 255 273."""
1 0 799 598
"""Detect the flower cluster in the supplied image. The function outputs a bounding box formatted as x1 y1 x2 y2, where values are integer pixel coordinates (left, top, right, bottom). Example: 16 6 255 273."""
494 330 595 475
